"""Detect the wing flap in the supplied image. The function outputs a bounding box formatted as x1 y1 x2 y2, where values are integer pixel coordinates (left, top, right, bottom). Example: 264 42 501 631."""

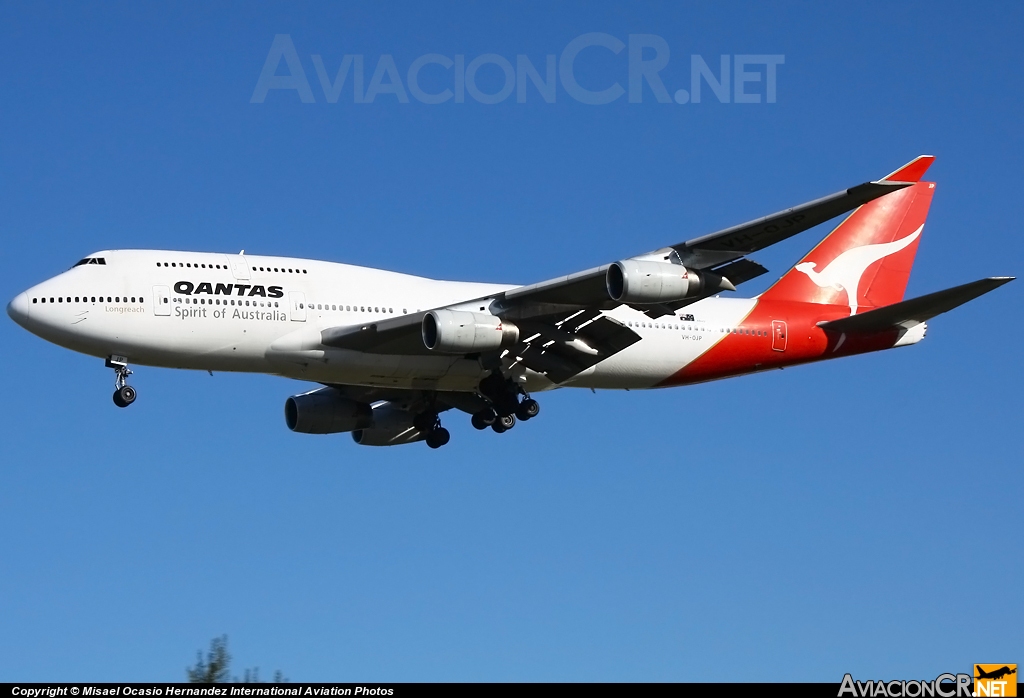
513 315 640 383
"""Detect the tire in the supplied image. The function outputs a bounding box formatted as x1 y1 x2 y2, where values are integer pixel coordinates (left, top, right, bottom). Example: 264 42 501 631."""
433 427 450 447
491 421 507 434
516 398 540 421
498 414 515 430
471 409 496 430
118 385 137 406
113 390 126 408
426 427 450 449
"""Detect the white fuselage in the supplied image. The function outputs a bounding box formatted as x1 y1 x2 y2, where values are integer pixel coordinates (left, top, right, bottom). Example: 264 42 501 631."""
8 250 757 392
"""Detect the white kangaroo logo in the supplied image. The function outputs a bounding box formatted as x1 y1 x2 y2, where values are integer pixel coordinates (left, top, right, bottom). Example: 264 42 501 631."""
795 225 922 315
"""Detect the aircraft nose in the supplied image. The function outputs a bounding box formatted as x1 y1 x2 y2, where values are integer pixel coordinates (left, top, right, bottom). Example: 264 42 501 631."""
7 292 30 327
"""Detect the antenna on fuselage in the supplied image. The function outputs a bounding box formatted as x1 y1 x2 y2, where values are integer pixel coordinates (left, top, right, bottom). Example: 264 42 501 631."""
239 250 245 254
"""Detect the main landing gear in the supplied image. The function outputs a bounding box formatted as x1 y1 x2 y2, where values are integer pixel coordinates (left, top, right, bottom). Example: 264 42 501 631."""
414 411 451 449
475 371 541 435
106 355 136 408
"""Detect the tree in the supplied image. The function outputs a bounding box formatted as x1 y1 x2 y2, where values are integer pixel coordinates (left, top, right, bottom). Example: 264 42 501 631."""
186 635 288 683
187 635 231 683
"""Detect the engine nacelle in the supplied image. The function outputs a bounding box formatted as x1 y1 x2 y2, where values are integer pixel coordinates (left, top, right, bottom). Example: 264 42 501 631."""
351 403 426 446
352 426 427 447
284 387 372 434
422 310 519 353
606 260 734 304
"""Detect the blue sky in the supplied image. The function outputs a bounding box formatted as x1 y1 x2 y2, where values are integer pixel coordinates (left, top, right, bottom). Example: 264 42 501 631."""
1 1 1021 682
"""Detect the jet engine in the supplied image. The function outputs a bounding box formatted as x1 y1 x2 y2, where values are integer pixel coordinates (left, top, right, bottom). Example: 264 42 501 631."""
422 309 519 353
606 260 735 304
284 387 372 434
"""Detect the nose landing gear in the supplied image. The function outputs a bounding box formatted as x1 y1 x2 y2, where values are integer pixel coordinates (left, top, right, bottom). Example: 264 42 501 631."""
106 355 136 408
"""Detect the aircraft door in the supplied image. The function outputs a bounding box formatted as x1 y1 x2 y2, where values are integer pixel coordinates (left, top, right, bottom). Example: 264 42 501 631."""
153 285 171 316
229 254 250 280
289 292 306 322
772 320 787 351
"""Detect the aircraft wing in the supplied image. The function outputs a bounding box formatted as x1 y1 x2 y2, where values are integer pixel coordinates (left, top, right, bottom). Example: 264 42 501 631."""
669 180 911 269
321 162 923 381
322 311 431 355
491 178 911 316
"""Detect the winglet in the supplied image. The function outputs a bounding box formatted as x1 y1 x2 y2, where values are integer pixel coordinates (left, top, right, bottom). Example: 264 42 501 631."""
882 155 936 182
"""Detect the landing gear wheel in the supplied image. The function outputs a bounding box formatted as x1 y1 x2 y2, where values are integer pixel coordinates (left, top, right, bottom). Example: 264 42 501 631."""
117 385 137 407
515 398 540 421
471 409 496 430
107 356 136 408
426 427 450 449
491 414 515 433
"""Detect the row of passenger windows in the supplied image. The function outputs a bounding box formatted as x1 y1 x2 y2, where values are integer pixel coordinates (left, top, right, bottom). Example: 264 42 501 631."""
156 261 307 274
306 303 406 314
177 297 280 308
626 320 770 336
33 295 141 304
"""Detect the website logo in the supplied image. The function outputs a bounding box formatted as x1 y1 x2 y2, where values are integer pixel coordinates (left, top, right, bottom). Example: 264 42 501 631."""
975 665 1017 697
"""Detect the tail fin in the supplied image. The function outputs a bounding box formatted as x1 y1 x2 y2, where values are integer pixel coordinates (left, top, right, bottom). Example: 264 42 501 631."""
761 156 936 315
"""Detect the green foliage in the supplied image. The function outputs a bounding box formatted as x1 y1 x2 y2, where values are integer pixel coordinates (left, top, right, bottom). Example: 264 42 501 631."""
186 635 231 683
186 635 287 683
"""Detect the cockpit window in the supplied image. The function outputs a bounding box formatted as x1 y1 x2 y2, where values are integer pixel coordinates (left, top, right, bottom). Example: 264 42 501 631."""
72 257 106 268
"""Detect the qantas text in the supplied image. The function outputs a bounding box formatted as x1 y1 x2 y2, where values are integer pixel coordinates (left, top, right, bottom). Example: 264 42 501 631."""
174 281 284 298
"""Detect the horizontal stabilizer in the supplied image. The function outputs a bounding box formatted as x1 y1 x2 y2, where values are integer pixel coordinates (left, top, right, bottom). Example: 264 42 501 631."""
818 277 1013 333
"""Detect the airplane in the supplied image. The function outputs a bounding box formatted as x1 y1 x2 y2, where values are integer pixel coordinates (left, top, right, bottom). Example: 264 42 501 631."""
976 666 1017 681
6 155 1012 449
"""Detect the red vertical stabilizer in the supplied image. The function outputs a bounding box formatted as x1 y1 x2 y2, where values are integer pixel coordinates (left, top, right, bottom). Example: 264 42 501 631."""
760 157 936 316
